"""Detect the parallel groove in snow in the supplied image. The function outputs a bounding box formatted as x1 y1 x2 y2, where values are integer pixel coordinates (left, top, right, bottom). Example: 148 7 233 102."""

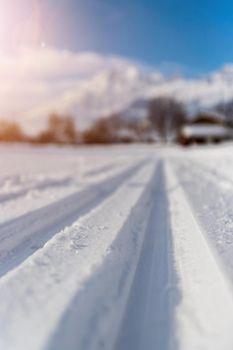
0 159 147 278
1 146 233 350
47 162 159 350
0 161 157 350
0 158 132 226
173 159 233 283
114 162 175 350
166 162 233 350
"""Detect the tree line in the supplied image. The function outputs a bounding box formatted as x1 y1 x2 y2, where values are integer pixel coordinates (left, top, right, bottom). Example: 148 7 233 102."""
2 96 225 145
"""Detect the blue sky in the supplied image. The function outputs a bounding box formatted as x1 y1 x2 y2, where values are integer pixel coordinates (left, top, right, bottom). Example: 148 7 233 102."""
1 0 233 128
37 0 233 76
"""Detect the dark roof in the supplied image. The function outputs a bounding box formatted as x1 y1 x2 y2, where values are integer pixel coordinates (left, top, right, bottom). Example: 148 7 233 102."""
191 114 224 125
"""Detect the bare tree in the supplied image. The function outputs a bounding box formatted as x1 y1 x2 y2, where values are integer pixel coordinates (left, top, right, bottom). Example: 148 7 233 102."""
148 97 186 141
37 114 78 144
0 120 25 142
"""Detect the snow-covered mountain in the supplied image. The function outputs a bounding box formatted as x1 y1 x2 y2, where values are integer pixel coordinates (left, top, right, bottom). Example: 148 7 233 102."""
1 47 233 133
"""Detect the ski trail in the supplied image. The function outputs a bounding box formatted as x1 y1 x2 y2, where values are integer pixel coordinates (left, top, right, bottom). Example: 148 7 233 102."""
172 158 233 283
1 146 233 350
0 162 156 350
165 161 233 350
115 160 233 350
0 159 147 277
114 162 179 350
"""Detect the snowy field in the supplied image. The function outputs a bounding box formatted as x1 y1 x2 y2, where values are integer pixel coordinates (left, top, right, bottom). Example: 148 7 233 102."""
1 143 233 350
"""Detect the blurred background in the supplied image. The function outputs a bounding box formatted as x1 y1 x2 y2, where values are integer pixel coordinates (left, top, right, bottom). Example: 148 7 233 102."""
1 0 233 146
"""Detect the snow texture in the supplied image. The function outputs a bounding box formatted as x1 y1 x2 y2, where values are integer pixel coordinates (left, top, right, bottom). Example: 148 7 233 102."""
1 144 233 350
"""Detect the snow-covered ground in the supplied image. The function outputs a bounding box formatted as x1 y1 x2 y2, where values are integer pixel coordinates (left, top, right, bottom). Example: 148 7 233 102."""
1 143 233 350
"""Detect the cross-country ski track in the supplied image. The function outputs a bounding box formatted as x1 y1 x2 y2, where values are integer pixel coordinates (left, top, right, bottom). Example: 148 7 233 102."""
1 144 233 350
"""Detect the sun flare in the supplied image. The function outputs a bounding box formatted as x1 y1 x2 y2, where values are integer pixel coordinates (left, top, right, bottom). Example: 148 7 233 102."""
0 0 42 52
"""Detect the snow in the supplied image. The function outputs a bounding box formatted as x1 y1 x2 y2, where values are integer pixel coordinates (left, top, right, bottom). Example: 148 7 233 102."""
182 124 232 138
3 48 233 132
1 144 233 349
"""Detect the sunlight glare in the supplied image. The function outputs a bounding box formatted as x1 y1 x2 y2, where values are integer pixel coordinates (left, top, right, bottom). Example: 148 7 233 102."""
0 0 42 52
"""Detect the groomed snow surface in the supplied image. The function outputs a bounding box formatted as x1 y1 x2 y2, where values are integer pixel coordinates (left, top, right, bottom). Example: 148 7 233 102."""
1 144 233 350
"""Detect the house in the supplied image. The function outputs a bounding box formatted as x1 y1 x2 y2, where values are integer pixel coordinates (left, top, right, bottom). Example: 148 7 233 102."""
178 112 233 145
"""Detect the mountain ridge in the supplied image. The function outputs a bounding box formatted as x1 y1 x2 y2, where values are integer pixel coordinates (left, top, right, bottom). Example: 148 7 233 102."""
1 48 233 133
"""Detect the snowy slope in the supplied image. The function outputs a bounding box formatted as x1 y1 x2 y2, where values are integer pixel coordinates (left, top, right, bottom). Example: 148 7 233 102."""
2 48 233 132
1 144 233 349
24 61 233 131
